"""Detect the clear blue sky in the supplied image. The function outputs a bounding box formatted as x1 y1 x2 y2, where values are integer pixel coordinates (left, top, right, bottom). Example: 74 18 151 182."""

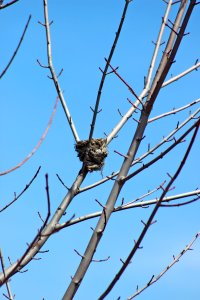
1 1 200 299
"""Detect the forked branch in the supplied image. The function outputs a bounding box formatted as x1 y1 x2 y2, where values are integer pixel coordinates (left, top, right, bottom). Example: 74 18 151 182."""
0 174 51 286
55 189 200 230
62 3 197 298
106 0 173 144
98 120 200 300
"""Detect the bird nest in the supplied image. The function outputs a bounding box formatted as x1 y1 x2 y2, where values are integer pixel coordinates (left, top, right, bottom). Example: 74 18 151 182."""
75 138 108 171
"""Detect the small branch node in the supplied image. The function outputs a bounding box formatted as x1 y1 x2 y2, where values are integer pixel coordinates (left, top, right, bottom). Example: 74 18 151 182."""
150 220 157 226
38 20 45 26
74 249 85 259
57 68 64 78
136 135 146 142
37 211 45 223
114 150 129 159
117 109 124 117
95 199 105 209
92 256 110 263
167 172 173 179
148 275 155 286
134 240 143 249
56 174 70 190
37 59 49 69
90 106 102 114
132 117 140 124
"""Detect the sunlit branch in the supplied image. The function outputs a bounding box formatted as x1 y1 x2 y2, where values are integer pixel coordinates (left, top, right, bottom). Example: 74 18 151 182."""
88 0 132 142
144 0 193 114
80 107 200 192
62 4 196 294
107 57 200 144
0 169 87 284
98 119 200 300
145 0 173 88
42 0 80 142
128 231 200 299
0 249 14 300
106 0 173 144
162 60 200 88
0 97 58 176
56 189 200 230
148 98 200 123
0 15 31 79
124 116 200 182
123 181 167 206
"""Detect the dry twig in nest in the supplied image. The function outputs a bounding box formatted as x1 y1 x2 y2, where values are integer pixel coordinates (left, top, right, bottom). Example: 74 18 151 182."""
75 138 108 171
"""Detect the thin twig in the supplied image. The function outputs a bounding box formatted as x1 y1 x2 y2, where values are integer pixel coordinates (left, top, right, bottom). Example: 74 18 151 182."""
88 0 131 142
42 0 80 142
0 167 41 213
0 15 31 79
0 249 14 300
144 0 195 114
148 98 200 123
128 231 200 299
106 61 142 104
160 194 200 207
145 0 173 89
0 97 59 176
0 174 51 286
106 0 173 144
124 116 200 182
55 189 200 230
0 169 87 284
0 0 19 9
162 61 200 87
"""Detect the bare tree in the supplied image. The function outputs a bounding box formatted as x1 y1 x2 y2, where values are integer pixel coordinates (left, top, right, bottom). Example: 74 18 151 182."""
1 1 200 299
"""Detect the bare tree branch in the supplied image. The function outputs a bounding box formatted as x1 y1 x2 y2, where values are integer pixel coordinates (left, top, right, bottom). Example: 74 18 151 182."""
1 1 199 298
162 60 200 87
42 0 80 142
0 97 58 176
0 174 51 285
128 231 200 299
0 249 14 300
98 119 200 300
88 0 132 142
0 167 41 213
62 3 197 298
0 0 19 9
0 168 87 284
148 98 200 123
55 189 200 230
106 0 173 144
0 15 31 79
80 108 200 192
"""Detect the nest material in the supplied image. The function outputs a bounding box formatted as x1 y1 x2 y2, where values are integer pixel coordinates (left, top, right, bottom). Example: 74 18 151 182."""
75 138 108 171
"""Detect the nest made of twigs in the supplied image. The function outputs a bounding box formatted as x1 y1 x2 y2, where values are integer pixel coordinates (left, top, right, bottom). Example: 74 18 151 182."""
75 138 108 171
